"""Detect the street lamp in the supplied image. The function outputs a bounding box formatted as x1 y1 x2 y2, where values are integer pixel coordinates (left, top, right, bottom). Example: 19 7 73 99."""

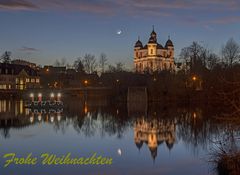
57 93 61 101
38 93 42 102
192 76 197 81
30 93 34 102
50 93 55 101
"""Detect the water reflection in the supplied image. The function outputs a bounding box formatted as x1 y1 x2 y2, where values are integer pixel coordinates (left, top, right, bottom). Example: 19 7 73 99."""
134 117 176 160
0 98 236 175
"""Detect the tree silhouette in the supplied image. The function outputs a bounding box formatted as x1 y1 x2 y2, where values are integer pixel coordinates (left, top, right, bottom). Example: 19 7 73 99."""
82 54 97 74
99 53 108 73
1 51 11 63
74 57 85 73
221 38 240 67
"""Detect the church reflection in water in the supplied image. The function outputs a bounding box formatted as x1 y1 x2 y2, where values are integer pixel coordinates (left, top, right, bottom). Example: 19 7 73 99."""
0 98 223 160
134 117 176 160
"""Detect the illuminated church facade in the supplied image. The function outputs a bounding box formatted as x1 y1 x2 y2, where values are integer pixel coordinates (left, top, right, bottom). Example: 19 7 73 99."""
134 27 175 73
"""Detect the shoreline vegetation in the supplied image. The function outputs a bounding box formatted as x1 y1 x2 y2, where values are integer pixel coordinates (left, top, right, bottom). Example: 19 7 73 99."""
210 115 240 175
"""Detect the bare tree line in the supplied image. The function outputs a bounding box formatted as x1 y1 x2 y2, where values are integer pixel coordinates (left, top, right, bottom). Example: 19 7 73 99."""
179 38 240 72
53 53 126 74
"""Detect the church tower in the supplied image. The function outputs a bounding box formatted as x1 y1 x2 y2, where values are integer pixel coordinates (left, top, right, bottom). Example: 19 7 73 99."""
134 27 175 73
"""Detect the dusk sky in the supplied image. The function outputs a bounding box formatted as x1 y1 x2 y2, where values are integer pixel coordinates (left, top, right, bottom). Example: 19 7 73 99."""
0 0 240 68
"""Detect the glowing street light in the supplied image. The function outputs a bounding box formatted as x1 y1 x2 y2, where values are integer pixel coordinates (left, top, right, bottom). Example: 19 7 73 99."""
57 93 61 101
84 80 88 85
192 76 197 81
30 93 34 101
57 93 61 98
38 93 42 102
50 92 54 97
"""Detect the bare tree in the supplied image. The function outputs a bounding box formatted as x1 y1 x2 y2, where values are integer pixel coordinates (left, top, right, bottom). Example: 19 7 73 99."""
222 38 240 67
60 57 66 66
1 51 11 63
73 57 85 73
82 54 97 74
207 53 219 70
54 58 67 67
99 53 108 73
107 62 125 73
179 42 217 73
54 59 61 67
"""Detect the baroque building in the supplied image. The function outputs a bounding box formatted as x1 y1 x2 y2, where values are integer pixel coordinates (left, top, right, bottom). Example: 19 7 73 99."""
134 27 175 73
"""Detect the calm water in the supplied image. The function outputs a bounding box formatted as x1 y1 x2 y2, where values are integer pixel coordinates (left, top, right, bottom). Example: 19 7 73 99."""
0 98 228 175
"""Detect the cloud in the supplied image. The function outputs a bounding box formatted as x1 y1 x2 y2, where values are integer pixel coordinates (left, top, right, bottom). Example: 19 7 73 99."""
20 46 39 52
0 0 38 10
0 0 240 25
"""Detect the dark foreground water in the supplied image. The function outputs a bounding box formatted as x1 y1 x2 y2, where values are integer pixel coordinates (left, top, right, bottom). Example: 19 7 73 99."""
0 98 230 175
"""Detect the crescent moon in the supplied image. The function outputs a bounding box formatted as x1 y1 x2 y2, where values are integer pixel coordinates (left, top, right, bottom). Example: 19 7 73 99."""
117 30 122 35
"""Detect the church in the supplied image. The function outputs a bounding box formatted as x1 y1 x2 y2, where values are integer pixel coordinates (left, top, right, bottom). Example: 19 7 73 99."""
134 27 175 73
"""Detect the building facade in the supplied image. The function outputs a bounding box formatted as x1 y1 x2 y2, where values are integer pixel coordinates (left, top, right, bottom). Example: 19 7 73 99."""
0 63 40 90
134 28 175 73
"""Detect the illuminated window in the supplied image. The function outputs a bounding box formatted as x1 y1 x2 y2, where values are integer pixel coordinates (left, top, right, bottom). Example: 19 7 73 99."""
0 84 7 89
16 78 19 84
31 78 35 83
36 78 40 83
26 78 30 83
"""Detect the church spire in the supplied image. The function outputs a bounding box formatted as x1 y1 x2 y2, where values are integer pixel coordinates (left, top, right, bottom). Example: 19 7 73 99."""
150 25 157 43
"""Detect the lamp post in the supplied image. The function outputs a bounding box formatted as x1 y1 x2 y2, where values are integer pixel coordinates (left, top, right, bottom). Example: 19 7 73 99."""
50 93 55 101
57 93 61 101
30 93 34 102
84 80 88 86
38 93 42 102
83 80 88 103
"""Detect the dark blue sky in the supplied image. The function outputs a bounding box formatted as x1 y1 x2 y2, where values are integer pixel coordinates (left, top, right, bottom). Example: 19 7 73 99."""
0 0 239 68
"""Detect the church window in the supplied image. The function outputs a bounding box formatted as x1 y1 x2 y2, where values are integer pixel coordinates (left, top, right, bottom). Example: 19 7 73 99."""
151 49 153 54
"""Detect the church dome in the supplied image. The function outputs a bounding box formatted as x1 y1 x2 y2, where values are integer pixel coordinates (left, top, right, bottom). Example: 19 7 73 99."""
165 39 174 47
148 36 156 43
135 39 143 48
149 28 157 43
157 43 164 49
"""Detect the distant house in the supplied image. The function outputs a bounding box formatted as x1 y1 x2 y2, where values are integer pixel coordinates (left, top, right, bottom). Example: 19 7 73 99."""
0 63 40 90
